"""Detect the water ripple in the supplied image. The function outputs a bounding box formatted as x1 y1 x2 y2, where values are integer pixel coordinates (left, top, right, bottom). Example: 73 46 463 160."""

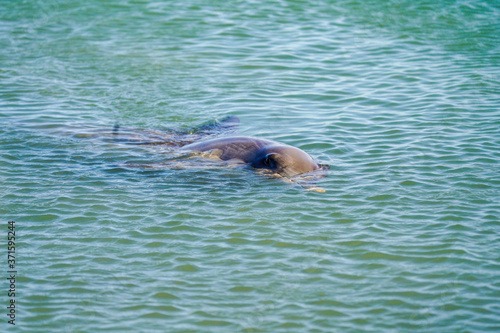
2 0 500 332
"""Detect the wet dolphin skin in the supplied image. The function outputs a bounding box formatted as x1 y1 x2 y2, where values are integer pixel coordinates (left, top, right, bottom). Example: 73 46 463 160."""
181 136 320 177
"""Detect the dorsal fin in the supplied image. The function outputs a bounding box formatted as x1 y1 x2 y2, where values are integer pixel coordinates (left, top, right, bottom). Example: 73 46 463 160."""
188 116 240 136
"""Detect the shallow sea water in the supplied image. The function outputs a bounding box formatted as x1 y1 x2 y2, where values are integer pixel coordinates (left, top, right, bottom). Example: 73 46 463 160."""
1 0 499 332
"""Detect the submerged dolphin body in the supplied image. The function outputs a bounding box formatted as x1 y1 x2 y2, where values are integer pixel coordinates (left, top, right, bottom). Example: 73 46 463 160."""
75 116 327 183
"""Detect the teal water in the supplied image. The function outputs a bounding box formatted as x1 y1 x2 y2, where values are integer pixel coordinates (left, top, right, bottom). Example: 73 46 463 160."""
1 0 499 332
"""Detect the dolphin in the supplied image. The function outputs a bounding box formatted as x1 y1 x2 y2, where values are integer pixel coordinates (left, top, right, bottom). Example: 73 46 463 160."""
74 116 327 181
180 136 320 177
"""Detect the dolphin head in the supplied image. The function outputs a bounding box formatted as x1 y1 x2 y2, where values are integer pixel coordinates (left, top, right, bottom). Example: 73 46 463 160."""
251 144 320 177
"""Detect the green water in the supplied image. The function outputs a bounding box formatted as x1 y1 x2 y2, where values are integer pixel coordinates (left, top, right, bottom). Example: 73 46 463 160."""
1 0 499 332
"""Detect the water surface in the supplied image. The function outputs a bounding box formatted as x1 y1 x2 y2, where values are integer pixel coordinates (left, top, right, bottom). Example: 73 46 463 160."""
1 0 499 332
